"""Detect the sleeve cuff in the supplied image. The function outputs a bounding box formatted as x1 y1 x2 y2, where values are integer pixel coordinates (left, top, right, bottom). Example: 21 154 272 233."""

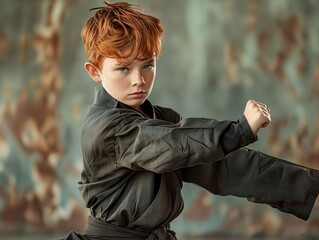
280 193 317 221
238 115 258 145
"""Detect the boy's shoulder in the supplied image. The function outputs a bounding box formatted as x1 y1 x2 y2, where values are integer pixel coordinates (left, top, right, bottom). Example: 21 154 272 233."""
153 105 182 123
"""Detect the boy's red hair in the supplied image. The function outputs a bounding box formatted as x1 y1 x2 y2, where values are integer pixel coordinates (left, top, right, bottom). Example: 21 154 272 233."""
81 2 163 69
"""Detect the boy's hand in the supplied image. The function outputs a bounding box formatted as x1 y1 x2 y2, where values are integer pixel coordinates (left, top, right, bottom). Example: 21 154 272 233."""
243 100 271 136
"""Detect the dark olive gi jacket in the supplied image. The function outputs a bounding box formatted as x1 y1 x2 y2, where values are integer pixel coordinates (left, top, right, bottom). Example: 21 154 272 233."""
73 86 319 239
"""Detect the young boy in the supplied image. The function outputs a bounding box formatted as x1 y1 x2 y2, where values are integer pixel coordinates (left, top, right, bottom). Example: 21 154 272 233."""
64 2 319 239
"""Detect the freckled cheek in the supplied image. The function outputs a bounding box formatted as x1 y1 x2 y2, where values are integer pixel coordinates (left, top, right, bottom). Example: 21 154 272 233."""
145 72 156 84
106 78 127 92
116 81 130 90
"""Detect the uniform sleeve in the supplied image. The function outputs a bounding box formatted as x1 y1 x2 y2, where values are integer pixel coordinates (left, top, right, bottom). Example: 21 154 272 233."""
114 109 257 173
181 147 319 220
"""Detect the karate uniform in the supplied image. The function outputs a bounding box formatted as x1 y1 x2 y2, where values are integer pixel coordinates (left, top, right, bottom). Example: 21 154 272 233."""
64 86 319 240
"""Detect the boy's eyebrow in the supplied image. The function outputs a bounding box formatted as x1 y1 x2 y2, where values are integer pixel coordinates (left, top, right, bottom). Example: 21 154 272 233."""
142 56 156 64
144 58 156 63
115 57 156 66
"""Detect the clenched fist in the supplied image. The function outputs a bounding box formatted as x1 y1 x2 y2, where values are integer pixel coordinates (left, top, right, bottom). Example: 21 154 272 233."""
243 100 271 136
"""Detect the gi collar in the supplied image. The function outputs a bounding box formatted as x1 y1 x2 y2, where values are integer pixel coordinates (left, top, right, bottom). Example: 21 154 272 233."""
93 86 155 118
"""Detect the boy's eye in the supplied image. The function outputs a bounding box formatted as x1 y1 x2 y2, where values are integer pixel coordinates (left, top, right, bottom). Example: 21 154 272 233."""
144 64 154 70
117 67 129 73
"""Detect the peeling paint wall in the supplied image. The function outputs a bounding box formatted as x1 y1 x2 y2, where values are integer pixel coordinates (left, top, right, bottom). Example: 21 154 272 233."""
0 0 319 239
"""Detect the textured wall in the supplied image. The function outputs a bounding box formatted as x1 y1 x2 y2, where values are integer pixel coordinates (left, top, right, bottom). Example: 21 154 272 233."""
0 0 319 239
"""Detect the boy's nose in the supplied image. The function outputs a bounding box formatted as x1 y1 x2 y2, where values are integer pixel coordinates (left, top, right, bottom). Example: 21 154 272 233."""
132 73 146 86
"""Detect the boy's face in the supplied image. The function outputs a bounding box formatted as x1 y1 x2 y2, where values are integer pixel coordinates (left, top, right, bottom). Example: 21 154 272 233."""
86 56 156 112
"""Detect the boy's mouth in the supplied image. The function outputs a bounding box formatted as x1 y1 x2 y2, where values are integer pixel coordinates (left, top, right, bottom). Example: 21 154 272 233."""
129 91 146 98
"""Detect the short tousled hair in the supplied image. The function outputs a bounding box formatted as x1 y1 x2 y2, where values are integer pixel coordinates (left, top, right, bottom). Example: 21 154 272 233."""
81 1 163 69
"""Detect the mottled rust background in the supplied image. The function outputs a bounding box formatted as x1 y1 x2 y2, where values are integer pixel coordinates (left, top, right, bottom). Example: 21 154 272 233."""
0 0 319 239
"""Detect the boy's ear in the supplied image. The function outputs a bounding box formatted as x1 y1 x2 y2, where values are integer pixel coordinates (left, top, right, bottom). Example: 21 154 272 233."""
84 62 102 83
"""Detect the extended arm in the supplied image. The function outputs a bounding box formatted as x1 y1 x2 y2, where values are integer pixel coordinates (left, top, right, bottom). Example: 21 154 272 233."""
113 112 256 173
182 148 319 220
